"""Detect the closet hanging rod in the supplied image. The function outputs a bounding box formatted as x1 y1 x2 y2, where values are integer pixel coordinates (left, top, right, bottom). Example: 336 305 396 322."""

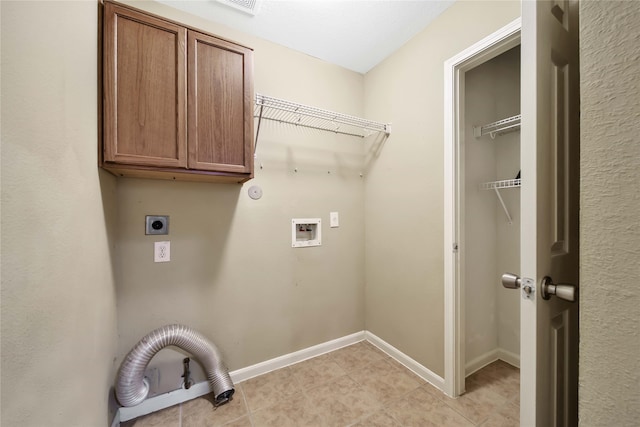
474 114 521 138
254 94 391 152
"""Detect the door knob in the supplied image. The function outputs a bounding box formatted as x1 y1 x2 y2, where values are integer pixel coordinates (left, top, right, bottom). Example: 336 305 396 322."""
501 273 522 289
502 273 535 299
541 276 577 302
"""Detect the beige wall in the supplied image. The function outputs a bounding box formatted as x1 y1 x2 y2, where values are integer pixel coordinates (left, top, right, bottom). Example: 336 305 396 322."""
113 1 366 390
363 0 520 377
579 1 640 424
0 1 119 426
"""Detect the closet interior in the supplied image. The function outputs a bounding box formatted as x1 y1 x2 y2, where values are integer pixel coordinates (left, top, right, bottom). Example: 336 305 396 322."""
464 46 521 379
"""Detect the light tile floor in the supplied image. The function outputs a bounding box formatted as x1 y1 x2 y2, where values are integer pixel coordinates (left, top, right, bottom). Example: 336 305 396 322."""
122 341 519 427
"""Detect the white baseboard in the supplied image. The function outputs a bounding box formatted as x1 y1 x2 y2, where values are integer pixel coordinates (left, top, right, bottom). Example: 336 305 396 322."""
116 330 449 424
364 331 446 391
230 331 366 383
497 348 520 369
465 348 520 377
118 331 365 422
465 349 500 376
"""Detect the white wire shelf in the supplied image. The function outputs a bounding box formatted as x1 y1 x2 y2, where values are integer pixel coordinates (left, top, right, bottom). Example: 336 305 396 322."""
479 178 521 190
474 114 521 139
254 93 391 152
480 178 521 224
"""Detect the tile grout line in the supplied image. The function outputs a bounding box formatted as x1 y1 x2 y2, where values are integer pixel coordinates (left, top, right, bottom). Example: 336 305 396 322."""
342 353 438 426
440 397 483 426
336 345 428 426
238 384 255 427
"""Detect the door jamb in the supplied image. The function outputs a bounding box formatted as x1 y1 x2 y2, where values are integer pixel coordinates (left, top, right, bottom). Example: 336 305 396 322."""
443 18 521 398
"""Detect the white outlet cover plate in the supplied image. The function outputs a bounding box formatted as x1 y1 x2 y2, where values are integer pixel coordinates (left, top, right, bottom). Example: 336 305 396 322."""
154 241 170 262
330 212 339 228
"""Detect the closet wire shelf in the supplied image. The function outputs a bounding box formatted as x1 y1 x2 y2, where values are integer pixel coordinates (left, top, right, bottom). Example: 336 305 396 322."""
254 93 391 152
480 178 521 190
474 114 521 139
480 178 521 225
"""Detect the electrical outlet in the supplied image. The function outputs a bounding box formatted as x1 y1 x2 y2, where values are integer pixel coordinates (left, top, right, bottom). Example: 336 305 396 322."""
154 241 170 262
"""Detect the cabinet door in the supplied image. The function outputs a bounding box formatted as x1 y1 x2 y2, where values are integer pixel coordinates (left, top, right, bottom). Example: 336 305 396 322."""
188 31 254 174
103 2 187 168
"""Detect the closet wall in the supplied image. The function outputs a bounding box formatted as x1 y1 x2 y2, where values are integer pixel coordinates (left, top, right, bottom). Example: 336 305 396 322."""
464 46 521 373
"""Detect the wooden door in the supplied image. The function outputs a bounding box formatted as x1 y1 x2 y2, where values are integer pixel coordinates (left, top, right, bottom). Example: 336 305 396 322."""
103 2 187 168
188 31 253 174
520 0 579 425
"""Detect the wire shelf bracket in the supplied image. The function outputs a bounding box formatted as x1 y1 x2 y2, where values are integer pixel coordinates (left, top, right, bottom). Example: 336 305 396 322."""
254 93 391 154
480 178 521 224
474 114 521 139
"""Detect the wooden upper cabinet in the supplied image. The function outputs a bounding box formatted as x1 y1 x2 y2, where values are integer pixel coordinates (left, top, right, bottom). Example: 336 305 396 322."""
103 2 187 168
102 1 254 183
188 31 254 174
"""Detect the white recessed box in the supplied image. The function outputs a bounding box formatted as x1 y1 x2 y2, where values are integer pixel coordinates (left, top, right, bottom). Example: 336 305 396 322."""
292 218 321 248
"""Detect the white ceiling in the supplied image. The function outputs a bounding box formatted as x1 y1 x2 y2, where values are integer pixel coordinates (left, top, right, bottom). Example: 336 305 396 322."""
156 0 456 74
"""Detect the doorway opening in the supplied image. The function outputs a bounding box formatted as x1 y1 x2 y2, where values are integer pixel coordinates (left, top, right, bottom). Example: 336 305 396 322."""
443 19 522 400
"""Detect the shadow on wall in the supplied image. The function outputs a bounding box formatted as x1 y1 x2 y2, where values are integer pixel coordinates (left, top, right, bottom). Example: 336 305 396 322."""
98 169 120 424
99 169 119 280
256 121 367 179
363 131 390 176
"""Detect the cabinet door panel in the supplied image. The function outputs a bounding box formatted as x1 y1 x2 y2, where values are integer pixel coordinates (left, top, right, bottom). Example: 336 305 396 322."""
104 3 187 167
188 31 253 173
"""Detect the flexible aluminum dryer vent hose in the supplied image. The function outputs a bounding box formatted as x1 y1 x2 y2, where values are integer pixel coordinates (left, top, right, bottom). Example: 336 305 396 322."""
115 324 234 407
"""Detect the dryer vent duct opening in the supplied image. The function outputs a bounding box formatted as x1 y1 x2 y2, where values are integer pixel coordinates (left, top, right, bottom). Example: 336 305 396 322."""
115 324 234 407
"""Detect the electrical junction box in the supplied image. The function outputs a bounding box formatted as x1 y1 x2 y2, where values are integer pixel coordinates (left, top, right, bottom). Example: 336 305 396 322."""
146 215 169 235
292 218 321 248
